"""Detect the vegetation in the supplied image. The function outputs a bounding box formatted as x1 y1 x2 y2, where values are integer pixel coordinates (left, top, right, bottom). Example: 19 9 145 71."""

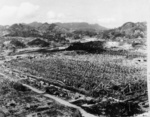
1 39 26 50
67 41 105 52
8 52 147 98
27 38 49 47
5 50 147 116
0 22 146 41
0 77 82 117
9 39 26 48
0 21 148 117
97 22 146 39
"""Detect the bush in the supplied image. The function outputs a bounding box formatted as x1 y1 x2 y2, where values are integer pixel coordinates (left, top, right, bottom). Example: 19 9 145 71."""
67 41 105 53
10 39 26 48
2 39 26 50
28 38 49 47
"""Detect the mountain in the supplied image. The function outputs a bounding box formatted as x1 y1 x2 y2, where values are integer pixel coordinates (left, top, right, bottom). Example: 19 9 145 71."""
0 22 107 38
28 22 43 28
0 25 9 36
120 22 146 32
28 22 107 32
36 23 50 33
55 22 107 32
119 22 147 38
7 23 40 37
0 22 147 41
99 22 147 39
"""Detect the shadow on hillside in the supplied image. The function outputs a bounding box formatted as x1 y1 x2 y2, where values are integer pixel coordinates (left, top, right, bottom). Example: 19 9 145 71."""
13 47 127 56
12 40 146 57
12 46 145 59
66 48 106 54
65 41 106 54
15 47 106 55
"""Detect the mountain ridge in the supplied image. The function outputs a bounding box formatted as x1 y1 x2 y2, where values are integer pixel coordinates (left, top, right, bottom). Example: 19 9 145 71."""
0 22 147 40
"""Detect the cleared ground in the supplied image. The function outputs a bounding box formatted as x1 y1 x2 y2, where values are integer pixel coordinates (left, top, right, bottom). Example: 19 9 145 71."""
0 75 81 117
4 49 148 116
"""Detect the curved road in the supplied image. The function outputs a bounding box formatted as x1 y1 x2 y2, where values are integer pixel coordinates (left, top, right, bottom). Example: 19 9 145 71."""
23 84 97 117
0 57 97 117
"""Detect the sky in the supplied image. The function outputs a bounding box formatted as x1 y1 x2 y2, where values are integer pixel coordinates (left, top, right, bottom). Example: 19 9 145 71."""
0 0 149 28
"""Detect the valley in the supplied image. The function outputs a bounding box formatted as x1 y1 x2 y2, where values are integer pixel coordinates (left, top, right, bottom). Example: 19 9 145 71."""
0 44 148 117
0 21 148 117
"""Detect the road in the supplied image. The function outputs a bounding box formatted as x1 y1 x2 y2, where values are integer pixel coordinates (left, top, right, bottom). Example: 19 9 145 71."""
0 52 149 117
23 84 97 117
0 56 97 117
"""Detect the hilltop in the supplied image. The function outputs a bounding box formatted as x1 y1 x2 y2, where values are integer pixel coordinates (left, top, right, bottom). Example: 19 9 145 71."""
0 21 147 53
99 22 147 39
0 22 146 41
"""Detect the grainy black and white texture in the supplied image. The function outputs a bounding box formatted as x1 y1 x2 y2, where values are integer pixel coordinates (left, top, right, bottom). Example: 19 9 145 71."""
0 0 149 117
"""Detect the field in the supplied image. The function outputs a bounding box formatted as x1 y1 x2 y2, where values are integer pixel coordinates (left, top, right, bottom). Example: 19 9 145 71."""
4 49 148 116
0 75 81 117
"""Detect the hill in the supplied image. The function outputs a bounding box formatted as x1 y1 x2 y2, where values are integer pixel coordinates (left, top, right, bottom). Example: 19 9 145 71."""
1 39 26 54
0 25 9 36
0 22 106 37
0 22 147 43
99 22 147 39
6 24 40 37
28 21 43 28
27 38 50 47
55 22 107 32
119 22 147 38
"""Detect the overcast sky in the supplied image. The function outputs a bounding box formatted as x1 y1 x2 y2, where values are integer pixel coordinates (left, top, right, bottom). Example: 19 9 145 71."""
0 0 149 28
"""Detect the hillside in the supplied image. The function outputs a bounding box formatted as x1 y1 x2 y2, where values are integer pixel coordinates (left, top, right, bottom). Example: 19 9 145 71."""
0 21 148 117
0 22 147 48
28 22 106 32
119 22 147 38
27 38 49 47
99 22 147 39
6 24 41 37
55 22 107 32
0 25 9 36
0 22 106 37
28 22 43 28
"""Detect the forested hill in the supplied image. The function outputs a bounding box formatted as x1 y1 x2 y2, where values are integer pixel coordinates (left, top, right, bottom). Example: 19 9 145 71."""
98 22 147 39
0 22 147 40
